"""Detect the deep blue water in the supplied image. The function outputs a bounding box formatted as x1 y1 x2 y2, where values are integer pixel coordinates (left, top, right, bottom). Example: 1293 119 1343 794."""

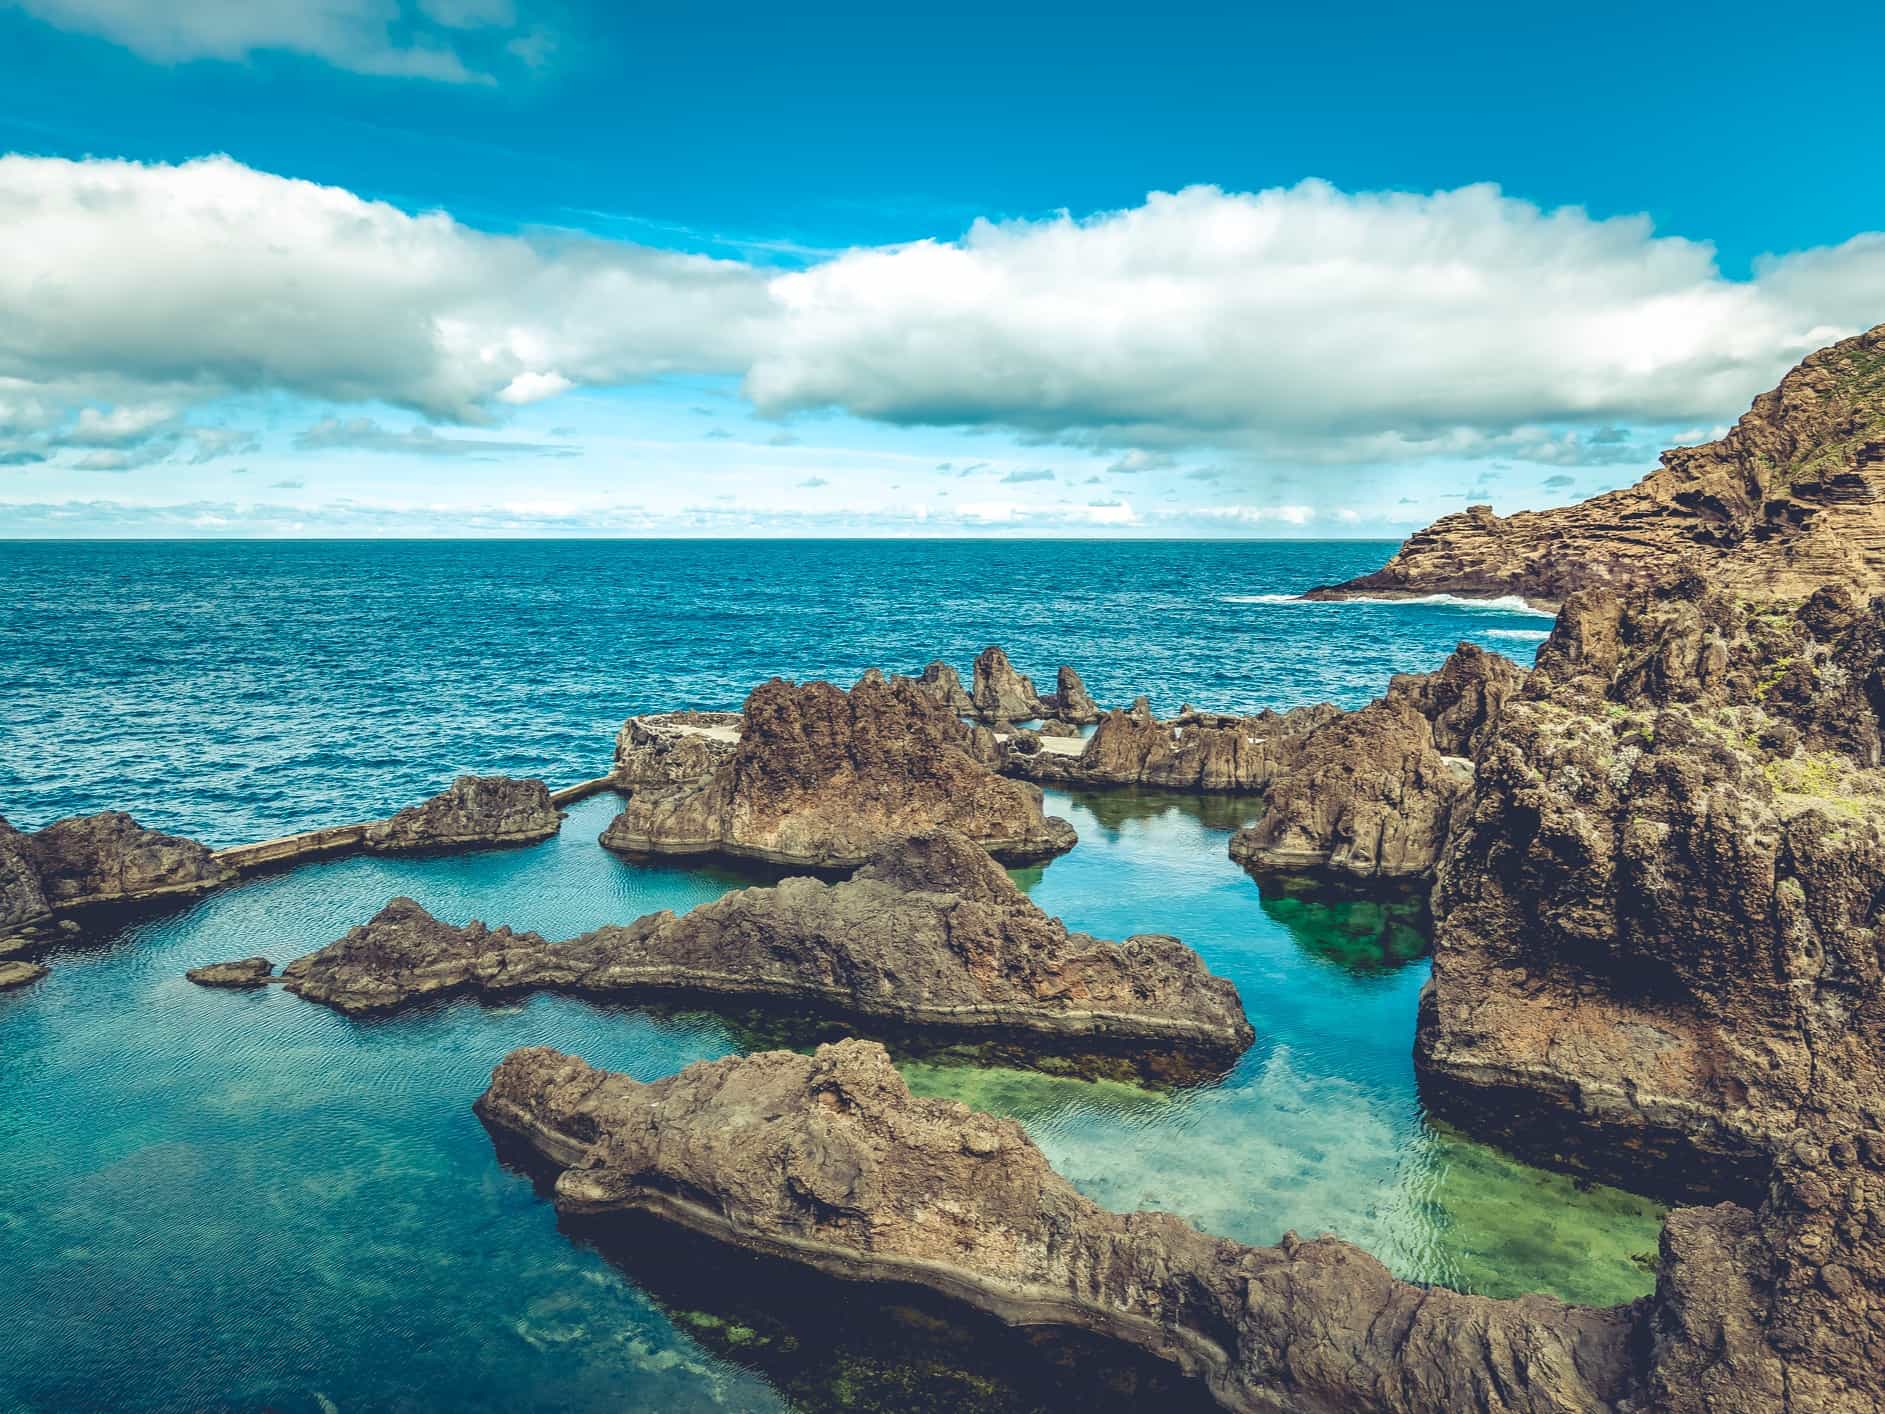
0 540 1641 1414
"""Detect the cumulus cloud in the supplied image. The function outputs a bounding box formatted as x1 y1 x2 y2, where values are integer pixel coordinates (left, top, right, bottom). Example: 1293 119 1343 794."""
293 416 575 457
1107 449 1176 475
749 181 1884 452
10 0 539 83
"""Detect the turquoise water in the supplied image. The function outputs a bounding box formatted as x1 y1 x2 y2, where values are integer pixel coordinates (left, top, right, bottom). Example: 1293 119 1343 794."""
0 540 1642 1412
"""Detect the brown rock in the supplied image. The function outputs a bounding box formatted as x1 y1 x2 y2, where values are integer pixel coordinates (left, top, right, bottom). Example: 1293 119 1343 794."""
284 831 1251 1057
601 676 1076 868
0 959 48 991
612 711 742 790
970 646 1046 722
1311 324 1885 607
477 1039 1640 1414
185 956 275 988
0 816 53 954
1418 582 1885 1201
1042 664 1102 724
21 811 232 913
1012 699 1343 791
912 660 974 716
363 775 561 853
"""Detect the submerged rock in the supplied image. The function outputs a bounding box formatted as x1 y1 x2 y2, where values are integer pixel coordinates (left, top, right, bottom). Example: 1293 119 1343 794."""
185 957 275 988
478 1038 1661 1414
613 711 742 790
20 811 231 914
284 831 1250 1056
970 646 1046 722
0 959 48 991
1418 582 1885 1201
1042 665 1102 724
1310 323 1885 607
601 676 1076 868
363 775 561 853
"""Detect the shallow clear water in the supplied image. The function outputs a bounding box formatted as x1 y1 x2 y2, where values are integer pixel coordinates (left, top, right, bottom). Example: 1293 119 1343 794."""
0 540 1653 1412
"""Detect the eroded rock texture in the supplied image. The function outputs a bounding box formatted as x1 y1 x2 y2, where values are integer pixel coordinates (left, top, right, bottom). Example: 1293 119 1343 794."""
21 812 231 914
1313 323 1885 607
1419 580 1885 1201
284 831 1249 1055
0 817 53 951
613 711 741 790
478 1038 1646 1414
363 775 561 853
602 676 1076 867
912 660 974 716
1013 699 1343 791
185 957 275 988
970 646 1047 722
1228 645 1524 882
1043 665 1102 724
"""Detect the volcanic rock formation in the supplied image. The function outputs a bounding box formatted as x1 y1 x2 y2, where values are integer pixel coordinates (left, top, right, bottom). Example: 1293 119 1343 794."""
912 660 974 716
1311 323 1885 608
363 775 561 853
0 959 47 991
186 956 275 988
613 711 742 790
970 646 1047 722
601 676 1076 867
1011 699 1344 792
1418 579 1885 1201
1042 665 1102 724
284 830 1250 1056
478 1039 1882 1413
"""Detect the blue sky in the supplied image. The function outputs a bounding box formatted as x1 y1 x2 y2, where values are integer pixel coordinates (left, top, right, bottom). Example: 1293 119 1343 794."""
1 0 1882 538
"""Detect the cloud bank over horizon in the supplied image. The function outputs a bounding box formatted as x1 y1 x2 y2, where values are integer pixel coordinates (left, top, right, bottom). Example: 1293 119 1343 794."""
2 152 1883 535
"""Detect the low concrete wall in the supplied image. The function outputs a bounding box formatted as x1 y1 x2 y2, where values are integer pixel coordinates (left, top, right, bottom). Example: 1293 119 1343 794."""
214 775 622 877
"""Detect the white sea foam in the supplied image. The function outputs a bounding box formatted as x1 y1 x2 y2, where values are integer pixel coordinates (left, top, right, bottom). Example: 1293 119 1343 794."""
1485 628 1551 641
1220 591 1555 617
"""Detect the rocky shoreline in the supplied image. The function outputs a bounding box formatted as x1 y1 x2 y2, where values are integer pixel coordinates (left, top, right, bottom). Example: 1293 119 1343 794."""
478 1038 1884 1413
275 830 1252 1064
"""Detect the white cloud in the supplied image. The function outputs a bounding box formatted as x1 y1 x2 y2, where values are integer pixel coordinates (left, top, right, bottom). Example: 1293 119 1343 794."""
9 0 532 83
749 181 1884 451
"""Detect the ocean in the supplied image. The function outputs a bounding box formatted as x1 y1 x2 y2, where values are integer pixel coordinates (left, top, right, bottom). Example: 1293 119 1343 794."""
0 540 1646 1414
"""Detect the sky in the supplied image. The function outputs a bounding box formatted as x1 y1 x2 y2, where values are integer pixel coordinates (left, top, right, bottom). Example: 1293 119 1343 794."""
1 0 1883 539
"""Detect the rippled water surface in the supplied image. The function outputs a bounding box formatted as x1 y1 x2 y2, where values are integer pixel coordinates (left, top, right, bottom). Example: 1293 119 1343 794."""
0 540 1656 1413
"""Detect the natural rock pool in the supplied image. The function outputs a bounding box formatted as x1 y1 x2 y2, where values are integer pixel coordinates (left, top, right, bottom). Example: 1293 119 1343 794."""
0 789 1663 1413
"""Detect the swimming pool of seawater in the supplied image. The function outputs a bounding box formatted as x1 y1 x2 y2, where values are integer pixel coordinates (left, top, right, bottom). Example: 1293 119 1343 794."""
0 790 1664 1414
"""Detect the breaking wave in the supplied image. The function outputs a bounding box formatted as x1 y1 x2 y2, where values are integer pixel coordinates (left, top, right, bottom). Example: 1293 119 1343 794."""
1221 592 1554 618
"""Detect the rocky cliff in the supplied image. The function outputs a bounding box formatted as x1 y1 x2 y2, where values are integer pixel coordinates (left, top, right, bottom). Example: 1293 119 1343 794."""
363 775 562 853
284 831 1250 1058
1312 323 1885 608
479 1038 1882 1413
613 711 741 789
602 676 1076 868
970 646 1047 722
1418 579 1885 1201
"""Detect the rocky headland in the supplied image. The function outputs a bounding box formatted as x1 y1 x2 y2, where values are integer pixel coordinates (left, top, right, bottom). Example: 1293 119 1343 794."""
1310 323 1885 609
1 810 231 955
1417 578 1885 1202
363 774 562 853
601 675 1076 868
283 830 1251 1059
478 1037 1884 1413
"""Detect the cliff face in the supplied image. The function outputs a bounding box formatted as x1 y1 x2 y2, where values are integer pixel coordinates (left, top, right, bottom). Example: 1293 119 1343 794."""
1418 580 1885 1201
1313 324 1885 607
602 676 1076 868
282 831 1253 1059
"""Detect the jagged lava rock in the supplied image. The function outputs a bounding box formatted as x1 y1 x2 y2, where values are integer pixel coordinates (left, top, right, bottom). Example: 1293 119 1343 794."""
363 775 561 853
478 1038 1642 1414
1012 698 1342 791
1042 664 1102 724
21 811 231 913
601 676 1075 868
912 660 974 716
1229 645 1524 882
185 957 275 988
613 711 742 790
0 817 53 954
284 832 1251 1054
1419 580 1885 1201
1312 324 1885 607
970 646 1046 722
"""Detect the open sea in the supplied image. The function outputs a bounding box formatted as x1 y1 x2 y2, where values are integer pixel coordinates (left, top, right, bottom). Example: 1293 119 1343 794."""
0 540 1647 1414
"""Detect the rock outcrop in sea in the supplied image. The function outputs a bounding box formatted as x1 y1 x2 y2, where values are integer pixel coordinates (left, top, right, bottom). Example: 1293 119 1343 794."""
2 810 231 955
1418 578 1885 1201
912 660 974 715
363 775 562 853
601 675 1076 867
186 957 275 988
1310 323 1885 608
1011 698 1344 792
613 711 741 789
478 1038 1883 1413
1041 664 1102 724
284 830 1249 1057
0 959 48 991
970 646 1046 722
